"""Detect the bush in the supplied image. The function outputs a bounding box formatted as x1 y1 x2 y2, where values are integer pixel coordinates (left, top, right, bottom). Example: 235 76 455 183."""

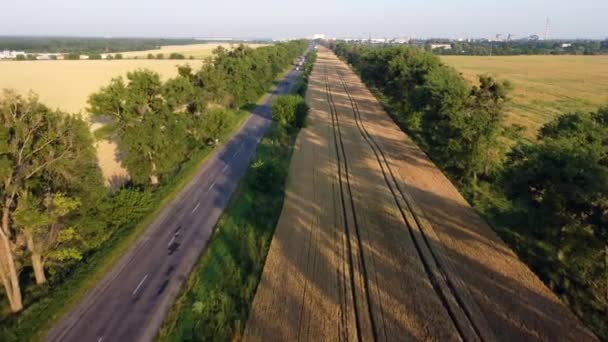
147 53 155 59
114 53 123 60
271 95 308 129
65 53 80 60
169 53 186 60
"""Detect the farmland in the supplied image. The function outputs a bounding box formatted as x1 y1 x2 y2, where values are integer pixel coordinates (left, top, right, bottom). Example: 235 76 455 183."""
243 48 595 340
0 59 196 182
119 42 268 59
442 55 608 137
0 43 265 182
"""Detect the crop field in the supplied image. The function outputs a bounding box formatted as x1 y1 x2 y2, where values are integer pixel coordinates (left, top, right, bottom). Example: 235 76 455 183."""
442 55 608 137
0 43 266 184
0 59 198 183
0 60 197 113
243 49 595 341
119 42 268 59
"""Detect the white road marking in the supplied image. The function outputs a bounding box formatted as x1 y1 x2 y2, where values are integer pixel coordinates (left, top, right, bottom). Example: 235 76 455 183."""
132 274 149 296
222 164 228 173
98 338 104 342
191 202 200 213
208 181 216 191
233 150 240 158
167 236 176 248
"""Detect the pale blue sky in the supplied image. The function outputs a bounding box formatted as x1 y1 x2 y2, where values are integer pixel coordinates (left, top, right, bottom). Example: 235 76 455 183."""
1 0 606 39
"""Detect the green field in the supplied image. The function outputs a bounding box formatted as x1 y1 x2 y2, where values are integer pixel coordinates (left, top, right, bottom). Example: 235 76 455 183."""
442 55 608 137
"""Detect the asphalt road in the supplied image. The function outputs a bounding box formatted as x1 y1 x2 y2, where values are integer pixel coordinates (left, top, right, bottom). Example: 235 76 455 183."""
46 66 302 342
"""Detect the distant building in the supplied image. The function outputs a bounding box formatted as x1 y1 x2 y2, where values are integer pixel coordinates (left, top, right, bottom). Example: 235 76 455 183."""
430 43 452 50
561 43 572 48
0 50 26 59
36 54 53 60
313 33 326 40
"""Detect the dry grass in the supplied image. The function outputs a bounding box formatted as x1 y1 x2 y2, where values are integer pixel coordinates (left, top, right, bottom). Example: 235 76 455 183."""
442 55 608 137
119 43 269 59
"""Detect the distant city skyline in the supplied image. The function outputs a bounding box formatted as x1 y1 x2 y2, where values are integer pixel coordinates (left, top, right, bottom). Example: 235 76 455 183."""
1 0 606 40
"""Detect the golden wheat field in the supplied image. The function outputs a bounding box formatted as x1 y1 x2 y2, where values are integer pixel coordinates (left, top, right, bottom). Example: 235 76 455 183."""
442 55 608 137
119 42 268 59
0 59 197 113
0 59 199 184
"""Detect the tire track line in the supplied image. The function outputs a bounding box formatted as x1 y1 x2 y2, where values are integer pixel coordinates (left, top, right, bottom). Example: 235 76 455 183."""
324 68 376 341
336 68 491 342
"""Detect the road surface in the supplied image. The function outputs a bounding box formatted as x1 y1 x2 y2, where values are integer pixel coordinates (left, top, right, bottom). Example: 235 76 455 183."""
46 66 302 342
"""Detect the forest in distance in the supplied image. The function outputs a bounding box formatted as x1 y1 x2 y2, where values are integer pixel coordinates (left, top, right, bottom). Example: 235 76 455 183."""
0 40 308 341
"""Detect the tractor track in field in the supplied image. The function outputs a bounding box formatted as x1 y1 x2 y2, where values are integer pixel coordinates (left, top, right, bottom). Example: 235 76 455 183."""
324 68 377 341
243 48 597 342
334 68 489 342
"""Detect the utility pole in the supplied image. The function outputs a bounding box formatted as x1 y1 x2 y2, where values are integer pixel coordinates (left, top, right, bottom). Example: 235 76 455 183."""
544 17 550 40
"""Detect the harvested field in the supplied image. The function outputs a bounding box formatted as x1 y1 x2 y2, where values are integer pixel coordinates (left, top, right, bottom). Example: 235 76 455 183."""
243 48 596 341
442 55 608 138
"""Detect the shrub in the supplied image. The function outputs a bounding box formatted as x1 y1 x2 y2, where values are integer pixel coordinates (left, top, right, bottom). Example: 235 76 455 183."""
271 95 308 129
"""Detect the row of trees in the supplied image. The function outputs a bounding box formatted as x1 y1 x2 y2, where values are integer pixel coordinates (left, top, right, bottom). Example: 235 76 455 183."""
0 41 307 314
0 37 200 54
332 42 607 339
424 40 608 56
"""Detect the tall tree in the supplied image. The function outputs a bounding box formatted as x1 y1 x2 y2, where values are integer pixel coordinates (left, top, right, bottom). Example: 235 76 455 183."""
0 90 101 311
89 70 189 186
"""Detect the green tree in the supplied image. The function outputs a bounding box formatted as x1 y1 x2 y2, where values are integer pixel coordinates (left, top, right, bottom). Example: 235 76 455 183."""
15 193 80 285
271 95 308 129
0 90 103 311
88 70 189 186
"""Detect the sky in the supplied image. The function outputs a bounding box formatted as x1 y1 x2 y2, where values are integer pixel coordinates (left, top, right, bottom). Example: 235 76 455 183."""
1 0 606 39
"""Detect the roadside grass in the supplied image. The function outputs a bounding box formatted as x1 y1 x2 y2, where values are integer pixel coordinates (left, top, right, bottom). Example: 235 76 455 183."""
442 55 608 138
0 111 249 342
157 123 296 341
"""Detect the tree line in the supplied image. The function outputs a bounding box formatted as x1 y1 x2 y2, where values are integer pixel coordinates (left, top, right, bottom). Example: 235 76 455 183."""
0 37 200 54
424 39 608 56
0 40 307 319
332 42 607 339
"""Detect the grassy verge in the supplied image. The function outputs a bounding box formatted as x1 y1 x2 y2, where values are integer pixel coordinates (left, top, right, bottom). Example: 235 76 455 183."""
158 123 296 341
159 53 315 341
0 111 249 341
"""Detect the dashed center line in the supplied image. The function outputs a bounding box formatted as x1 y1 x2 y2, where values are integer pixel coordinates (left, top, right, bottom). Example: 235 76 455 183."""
222 164 228 173
132 274 149 296
167 236 176 248
97 337 104 342
208 181 216 191
191 202 200 213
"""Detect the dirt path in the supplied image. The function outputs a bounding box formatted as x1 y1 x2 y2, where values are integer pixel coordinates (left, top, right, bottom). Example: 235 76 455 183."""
243 48 596 341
